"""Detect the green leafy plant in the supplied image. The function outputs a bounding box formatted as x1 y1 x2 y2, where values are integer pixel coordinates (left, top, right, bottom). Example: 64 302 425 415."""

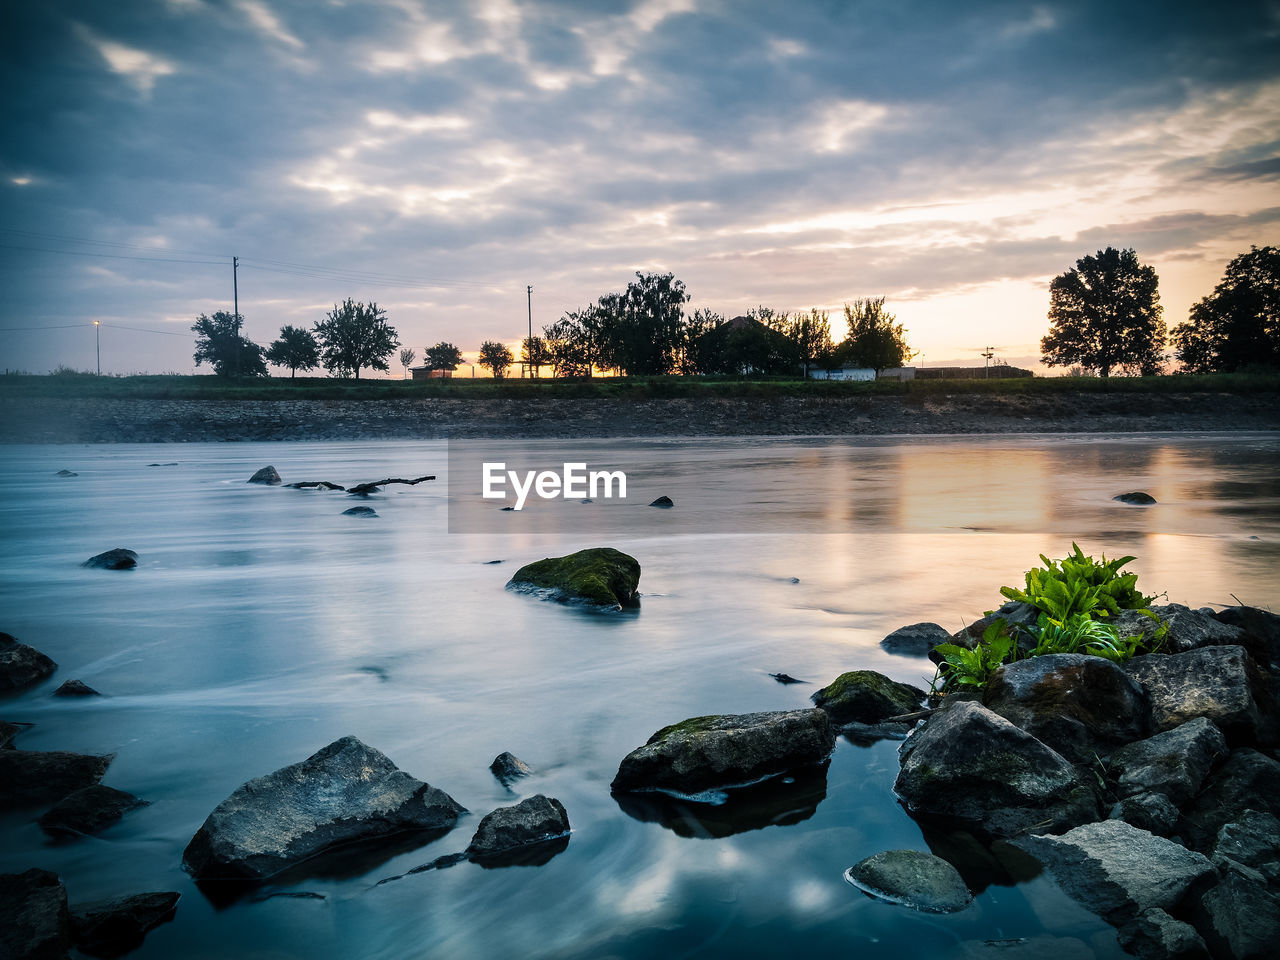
999 542 1155 623
932 622 1017 693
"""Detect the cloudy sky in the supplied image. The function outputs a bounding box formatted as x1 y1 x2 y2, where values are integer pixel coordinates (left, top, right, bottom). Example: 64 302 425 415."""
2 0 1278 376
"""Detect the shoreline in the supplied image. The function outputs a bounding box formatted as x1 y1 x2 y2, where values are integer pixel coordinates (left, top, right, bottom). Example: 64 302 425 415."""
3 391 1279 442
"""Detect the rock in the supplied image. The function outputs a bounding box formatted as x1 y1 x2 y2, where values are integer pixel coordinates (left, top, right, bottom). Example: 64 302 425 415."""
1 720 24 749
342 506 378 517
984 653 1150 763
81 549 137 570
881 622 952 657
1212 810 1280 881
1125 646 1268 743
1109 792 1181 836
893 701 1096 837
247 465 281 484
769 672 803 684
507 547 641 608
1116 908 1210 960
940 601 1040 658
52 679 100 698
466 795 570 860
0 749 113 809
844 849 972 913
1190 871 1280 960
1013 820 1215 923
1108 717 1227 807
841 720 914 744
1115 491 1157 504
648 496 674 508
181 735 466 880
1 632 57 691
811 670 925 726
489 751 533 786
0 868 72 960
38 785 147 837
612 709 836 798
1180 749 1280 852
1213 605 1280 670
55 469 77 477
1113 604 1244 655
70 892 179 958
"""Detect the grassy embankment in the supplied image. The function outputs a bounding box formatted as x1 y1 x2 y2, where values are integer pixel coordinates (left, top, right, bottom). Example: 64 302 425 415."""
1 370 1278 402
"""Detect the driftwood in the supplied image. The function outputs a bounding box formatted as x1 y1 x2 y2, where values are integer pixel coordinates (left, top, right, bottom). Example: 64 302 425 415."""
347 475 436 496
882 709 935 724
287 481 346 490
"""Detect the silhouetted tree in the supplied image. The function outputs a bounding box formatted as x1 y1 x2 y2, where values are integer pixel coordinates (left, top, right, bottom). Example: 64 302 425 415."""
787 308 834 376
399 347 416 378
1172 245 1280 373
680 307 723 374
265 325 320 378
841 298 913 374
603 272 689 375
424 342 463 374
520 336 549 378
1041 247 1164 377
313 299 399 379
192 311 267 378
478 340 513 378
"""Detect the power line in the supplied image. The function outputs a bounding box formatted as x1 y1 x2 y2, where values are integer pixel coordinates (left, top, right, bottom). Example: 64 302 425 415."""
0 322 93 331
0 241 224 266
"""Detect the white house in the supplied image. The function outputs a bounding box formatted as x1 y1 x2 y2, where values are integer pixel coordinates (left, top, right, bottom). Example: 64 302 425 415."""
808 367 876 381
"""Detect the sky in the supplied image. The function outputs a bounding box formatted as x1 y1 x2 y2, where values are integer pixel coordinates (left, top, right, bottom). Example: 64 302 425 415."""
2 0 1279 377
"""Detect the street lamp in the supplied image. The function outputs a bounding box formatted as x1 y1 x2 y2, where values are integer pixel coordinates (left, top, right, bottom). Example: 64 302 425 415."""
93 320 100 375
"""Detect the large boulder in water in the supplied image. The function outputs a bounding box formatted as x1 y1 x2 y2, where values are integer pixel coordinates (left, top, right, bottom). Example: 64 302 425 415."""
611 709 835 798
811 670 925 725
1013 820 1215 923
70 891 179 958
880 623 951 657
39 785 147 837
984 653 1150 762
845 849 972 913
182 736 466 879
0 632 57 691
0 868 72 960
1108 717 1227 807
507 547 640 607
81 549 137 570
1124 646 1270 744
466 795 570 861
0 749 113 809
247 465 281 485
894 701 1096 837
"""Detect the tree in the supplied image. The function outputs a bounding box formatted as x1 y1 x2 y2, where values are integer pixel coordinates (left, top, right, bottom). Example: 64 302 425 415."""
786 308 834 376
265 325 320 378
424 342 463 374
192 311 267 378
1171 246 1280 373
680 307 723 374
313 298 399 379
399 347 417 378
604 272 690 376
1041 247 1165 377
542 319 591 377
478 340 513 378
520 336 549 378
841 298 913 374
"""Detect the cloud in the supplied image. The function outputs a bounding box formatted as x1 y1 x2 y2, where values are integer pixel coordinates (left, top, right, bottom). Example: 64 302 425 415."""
234 0 304 50
73 23 176 95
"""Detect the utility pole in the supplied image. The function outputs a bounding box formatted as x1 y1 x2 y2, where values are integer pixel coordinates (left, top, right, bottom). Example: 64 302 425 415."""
526 284 533 379
982 346 994 378
93 320 100 375
232 256 240 377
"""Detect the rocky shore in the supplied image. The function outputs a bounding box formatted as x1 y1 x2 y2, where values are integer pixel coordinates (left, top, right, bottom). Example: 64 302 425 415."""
2 390 1279 442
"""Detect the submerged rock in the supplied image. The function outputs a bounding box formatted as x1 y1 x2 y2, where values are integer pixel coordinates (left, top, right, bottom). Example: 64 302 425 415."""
984 653 1150 763
845 849 972 913
342 506 378 518
880 622 951 657
0 868 72 960
489 752 533 786
648 496 674 508
1108 717 1227 807
81 549 137 570
894 701 1095 837
612 709 835 798
507 547 641 608
39 785 147 837
1013 820 1215 923
769 672 804 684
182 736 466 880
1114 492 1157 504
811 671 925 726
1125 646 1268 743
53 679 100 698
0 749 113 809
0 632 57 692
70 892 179 959
0 720 24 749
1116 908 1210 960
466 795 570 861
247 465 281 485
55 469 78 477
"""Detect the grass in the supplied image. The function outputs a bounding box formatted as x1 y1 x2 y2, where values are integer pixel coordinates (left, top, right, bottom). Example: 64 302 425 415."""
1 370 1277 402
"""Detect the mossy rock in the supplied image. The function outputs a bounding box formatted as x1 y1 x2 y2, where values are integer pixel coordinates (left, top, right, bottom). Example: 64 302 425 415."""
811 670 926 725
507 547 641 608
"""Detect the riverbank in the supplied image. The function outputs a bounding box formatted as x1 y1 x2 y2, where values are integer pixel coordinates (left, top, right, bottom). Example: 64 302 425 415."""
3 390 1279 441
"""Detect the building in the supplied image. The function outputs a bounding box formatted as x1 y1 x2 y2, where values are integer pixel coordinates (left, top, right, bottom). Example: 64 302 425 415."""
410 367 453 380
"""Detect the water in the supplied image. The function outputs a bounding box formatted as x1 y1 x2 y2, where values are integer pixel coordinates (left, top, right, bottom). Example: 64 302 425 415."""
2 434 1277 959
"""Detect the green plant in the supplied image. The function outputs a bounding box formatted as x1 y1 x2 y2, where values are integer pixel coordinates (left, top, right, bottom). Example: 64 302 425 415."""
932 622 1017 693
999 542 1154 623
